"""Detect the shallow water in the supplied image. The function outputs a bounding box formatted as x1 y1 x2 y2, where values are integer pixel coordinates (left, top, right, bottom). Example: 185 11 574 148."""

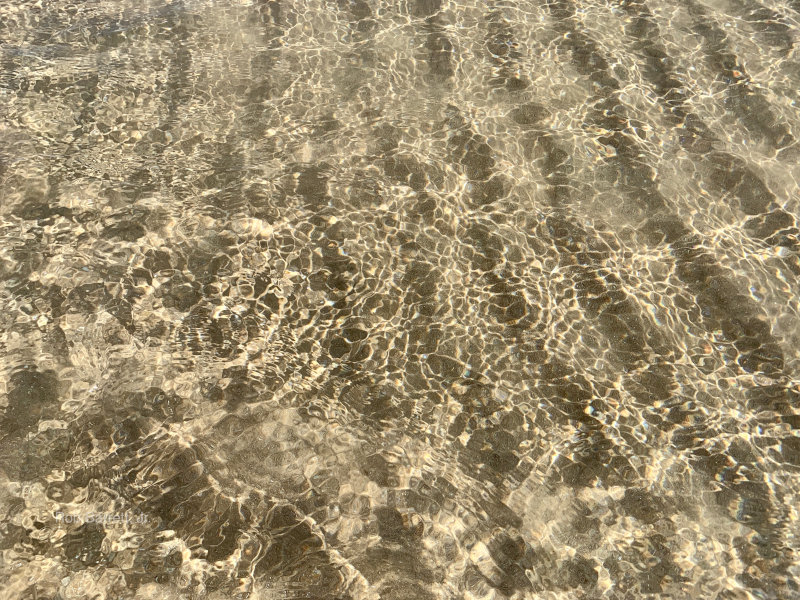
1 0 800 598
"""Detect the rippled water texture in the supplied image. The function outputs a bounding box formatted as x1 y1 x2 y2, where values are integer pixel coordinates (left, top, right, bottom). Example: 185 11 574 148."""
2 0 800 598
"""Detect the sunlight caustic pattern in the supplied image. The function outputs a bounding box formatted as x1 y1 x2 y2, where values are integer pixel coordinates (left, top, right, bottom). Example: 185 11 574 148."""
1 0 800 598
